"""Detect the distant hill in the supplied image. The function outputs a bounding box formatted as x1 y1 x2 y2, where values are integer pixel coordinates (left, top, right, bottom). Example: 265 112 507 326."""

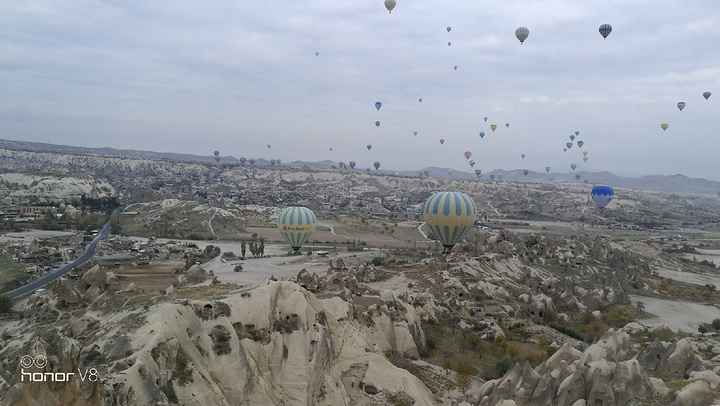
1 139 719 195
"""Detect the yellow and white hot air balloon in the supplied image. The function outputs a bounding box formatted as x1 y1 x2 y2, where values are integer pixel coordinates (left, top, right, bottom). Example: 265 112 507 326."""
423 192 477 252
277 207 316 252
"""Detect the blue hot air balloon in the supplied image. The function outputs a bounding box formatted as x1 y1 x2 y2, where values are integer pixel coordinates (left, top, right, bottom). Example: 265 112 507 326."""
375 121 381 127
577 140 584 148
677 102 686 111
375 101 382 110
599 24 612 39
591 185 614 210
703 92 711 100
479 132 485 139
277 207 317 251
423 192 477 252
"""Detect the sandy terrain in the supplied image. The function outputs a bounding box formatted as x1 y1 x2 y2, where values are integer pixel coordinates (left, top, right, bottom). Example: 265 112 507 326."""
630 294 720 333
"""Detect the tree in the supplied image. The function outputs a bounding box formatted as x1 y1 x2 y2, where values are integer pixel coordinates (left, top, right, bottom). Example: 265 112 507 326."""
240 237 247 259
259 236 265 257
0 294 14 314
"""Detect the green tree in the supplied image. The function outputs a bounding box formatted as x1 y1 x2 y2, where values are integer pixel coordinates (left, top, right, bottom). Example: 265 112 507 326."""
259 236 265 257
240 237 247 259
0 294 13 314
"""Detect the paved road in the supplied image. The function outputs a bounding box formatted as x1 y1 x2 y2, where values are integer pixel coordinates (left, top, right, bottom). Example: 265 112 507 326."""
5 208 122 299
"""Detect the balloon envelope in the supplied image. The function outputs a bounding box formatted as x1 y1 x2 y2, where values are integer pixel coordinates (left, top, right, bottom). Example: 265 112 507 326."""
479 132 485 138
423 192 477 252
575 131 580 136
571 163 577 171
367 145 372 150
315 51 319 57
703 91 711 100
490 124 497 132
447 26 451 32
439 139 445 144
575 174 581 181
591 185 614 209
599 24 612 39
375 121 381 127
661 123 669 131
523 169 529 176
545 166 550 173
515 27 529 44
464 151 472 159
569 135 575 141
384 0 396 12
374 161 380 170
413 131 418 136
577 140 584 148
483 117 488 122
418 98 423 103
506 123 510 128
677 102 686 111
566 142 573 149
583 156 589 162
521 154 525 159
448 41 452 46
375 101 382 110
277 207 316 252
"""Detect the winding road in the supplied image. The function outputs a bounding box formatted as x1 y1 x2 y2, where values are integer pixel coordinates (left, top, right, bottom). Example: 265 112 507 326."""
5 207 122 299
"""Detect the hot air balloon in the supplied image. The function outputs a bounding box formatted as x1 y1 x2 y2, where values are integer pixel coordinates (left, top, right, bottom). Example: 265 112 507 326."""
239 157 246 164
277 207 316 252
448 169 453 176
566 142 573 149
375 121 381 127
569 135 575 141
413 131 417 136
523 169 529 176
575 131 580 136
479 132 485 139
475 169 482 177
677 102 686 111
583 156 589 162
591 185 614 209
563 148 567 152
583 151 588 156
439 139 445 145
419 98 423 103
599 24 612 39
498 174 504 181
447 41 452 46
464 151 472 159
571 163 577 171
453 65 458 70
577 140 584 148
349 161 356 169
521 154 525 159
703 92 711 100
384 0 396 13
375 101 382 110
490 124 497 132
575 174 581 181
374 161 381 170
469 160 475 167
423 192 476 252
490 174 495 180
277 158 281 165
214 150 219 156
483 117 488 122
447 26 451 32
338 161 345 169
506 123 510 128
267 144 272 149
515 27 529 44
270 159 276 166
367 144 372 151
661 123 669 131
423 169 430 177
545 166 550 173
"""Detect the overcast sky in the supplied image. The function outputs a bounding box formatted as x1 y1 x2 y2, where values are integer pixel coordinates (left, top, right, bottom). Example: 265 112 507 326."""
2 1 719 180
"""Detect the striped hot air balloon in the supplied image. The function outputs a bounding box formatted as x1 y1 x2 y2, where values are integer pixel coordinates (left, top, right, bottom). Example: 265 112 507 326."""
591 185 614 210
277 207 316 252
423 192 477 252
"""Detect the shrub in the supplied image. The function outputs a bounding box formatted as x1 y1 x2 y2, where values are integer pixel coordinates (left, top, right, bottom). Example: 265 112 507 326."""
711 318 720 331
0 294 13 314
495 355 513 378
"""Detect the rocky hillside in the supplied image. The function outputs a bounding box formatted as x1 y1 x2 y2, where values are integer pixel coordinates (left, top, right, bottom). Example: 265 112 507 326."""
0 173 117 205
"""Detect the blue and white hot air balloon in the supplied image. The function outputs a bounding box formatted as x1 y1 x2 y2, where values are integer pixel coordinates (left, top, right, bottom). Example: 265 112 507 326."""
677 101 686 111
591 185 614 210
423 192 477 252
599 24 612 39
375 101 382 110
277 207 316 252
515 27 529 44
